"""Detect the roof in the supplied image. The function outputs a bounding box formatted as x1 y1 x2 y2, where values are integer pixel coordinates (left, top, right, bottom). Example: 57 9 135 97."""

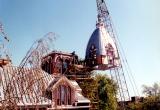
43 50 77 58
75 92 90 103
70 80 90 103
47 75 76 91
85 24 118 59
0 66 90 106
0 66 54 106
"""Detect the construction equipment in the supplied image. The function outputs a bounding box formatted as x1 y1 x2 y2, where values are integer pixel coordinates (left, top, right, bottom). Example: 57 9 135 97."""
0 22 9 42
0 21 11 66
19 32 58 68
94 0 139 108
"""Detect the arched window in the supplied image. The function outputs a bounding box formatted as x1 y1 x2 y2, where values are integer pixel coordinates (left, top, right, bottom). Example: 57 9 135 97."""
89 44 97 66
41 56 53 74
105 43 115 65
57 85 72 105
55 57 63 73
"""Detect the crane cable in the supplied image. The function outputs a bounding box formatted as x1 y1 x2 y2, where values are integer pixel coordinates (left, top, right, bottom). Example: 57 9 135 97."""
109 16 140 96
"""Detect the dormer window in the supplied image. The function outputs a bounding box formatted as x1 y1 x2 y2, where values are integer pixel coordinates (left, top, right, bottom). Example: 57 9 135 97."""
57 85 71 105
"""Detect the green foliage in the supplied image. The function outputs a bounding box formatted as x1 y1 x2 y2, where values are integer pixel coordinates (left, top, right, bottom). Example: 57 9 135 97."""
127 82 160 110
78 77 99 109
95 74 118 110
141 82 160 109
142 96 160 110
79 73 118 110
127 96 160 110
127 102 143 110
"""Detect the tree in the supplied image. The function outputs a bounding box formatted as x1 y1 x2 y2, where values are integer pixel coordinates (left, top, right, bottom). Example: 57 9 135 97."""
142 82 160 97
96 74 118 110
141 82 160 110
127 82 160 110
79 74 118 110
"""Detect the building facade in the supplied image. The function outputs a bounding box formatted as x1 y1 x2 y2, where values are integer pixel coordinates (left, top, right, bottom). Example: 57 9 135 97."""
0 60 90 110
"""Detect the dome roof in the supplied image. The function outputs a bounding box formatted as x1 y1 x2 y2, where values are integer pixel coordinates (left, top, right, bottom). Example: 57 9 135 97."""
85 23 119 69
86 24 117 57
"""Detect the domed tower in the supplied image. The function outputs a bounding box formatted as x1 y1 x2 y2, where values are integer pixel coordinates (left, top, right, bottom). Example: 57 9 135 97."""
85 18 119 70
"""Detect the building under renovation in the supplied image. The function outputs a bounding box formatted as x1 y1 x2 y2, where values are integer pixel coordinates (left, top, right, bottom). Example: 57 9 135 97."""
0 0 135 110
0 64 90 110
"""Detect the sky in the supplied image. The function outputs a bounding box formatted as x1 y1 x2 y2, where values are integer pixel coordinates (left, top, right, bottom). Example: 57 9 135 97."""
0 0 160 96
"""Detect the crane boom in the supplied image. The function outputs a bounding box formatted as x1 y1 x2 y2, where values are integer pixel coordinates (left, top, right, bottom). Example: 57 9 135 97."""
0 21 11 66
0 22 9 42
19 32 57 68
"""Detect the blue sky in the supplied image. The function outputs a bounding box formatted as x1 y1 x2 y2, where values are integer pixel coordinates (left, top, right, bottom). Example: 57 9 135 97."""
0 0 160 96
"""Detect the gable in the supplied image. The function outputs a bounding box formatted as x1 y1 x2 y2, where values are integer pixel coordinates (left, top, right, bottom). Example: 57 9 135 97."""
49 76 75 91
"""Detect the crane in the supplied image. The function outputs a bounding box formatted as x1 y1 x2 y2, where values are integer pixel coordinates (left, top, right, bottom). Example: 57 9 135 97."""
95 0 139 108
0 22 9 42
19 32 58 68
0 21 11 66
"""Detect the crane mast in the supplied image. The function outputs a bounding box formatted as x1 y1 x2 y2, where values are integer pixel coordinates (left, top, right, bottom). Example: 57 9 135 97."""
96 0 130 106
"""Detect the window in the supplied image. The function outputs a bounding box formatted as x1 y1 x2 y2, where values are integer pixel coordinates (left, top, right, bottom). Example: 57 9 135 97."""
41 57 53 74
0 91 2 101
61 85 65 104
89 44 97 66
55 57 62 73
105 43 115 65
57 85 72 105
